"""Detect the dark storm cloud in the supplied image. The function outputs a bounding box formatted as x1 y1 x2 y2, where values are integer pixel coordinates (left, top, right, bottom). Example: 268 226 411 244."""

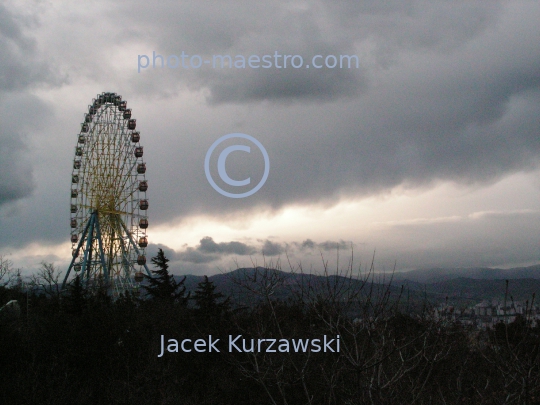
0 3 59 92
204 66 363 104
158 237 288 264
171 237 353 265
2 0 540 273
301 239 316 249
175 237 257 264
144 243 217 275
141 0 503 106
0 124 33 205
178 248 219 264
261 240 284 256
295 239 351 252
0 94 52 207
124 0 501 103
321 0 500 52
0 3 62 209
124 0 368 102
318 240 351 251
198 236 257 255
111 0 540 228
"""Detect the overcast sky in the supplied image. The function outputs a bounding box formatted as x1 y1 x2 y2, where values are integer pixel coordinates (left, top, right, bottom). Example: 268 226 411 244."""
1 0 539 276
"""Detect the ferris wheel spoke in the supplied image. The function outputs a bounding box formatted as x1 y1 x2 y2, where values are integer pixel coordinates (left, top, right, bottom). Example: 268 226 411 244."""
116 178 142 207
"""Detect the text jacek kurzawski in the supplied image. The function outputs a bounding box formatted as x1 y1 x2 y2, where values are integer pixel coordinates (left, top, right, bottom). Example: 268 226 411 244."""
158 335 340 357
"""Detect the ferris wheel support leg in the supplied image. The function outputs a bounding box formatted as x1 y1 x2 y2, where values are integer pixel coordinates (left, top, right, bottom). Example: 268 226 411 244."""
120 219 152 277
119 238 133 281
62 214 95 290
79 213 97 285
93 213 110 285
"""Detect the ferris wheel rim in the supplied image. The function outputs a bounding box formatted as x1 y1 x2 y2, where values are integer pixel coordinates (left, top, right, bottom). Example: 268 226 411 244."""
66 92 150 294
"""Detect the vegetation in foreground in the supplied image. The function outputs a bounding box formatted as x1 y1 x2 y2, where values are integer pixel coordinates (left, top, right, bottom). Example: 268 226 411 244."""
1 251 539 405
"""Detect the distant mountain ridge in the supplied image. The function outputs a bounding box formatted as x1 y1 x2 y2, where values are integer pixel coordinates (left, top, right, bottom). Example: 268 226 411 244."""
174 264 540 305
389 264 540 284
402 277 540 302
177 267 421 304
177 264 540 290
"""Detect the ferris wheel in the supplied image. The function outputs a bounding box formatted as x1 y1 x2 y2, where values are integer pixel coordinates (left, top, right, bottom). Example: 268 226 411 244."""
62 92 151 297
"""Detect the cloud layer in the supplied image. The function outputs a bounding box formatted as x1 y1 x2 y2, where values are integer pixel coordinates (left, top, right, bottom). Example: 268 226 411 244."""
0 0 539 271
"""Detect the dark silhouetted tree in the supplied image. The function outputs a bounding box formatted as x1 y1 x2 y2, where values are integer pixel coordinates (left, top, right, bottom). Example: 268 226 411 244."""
192 275 229 316
145 249 189 305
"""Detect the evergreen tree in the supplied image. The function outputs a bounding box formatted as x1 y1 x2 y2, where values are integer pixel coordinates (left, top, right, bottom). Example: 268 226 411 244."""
192 275 229 315
144 249 189 305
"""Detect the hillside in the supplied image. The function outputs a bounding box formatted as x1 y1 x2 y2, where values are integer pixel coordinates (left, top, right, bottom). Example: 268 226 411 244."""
175 266 540 307
175 267 438 309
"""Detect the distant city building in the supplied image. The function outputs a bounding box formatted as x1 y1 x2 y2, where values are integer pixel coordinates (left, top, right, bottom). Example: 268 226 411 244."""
432 299 539 330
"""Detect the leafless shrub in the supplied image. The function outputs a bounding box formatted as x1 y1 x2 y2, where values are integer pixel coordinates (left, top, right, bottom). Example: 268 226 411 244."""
222 249 461 404
0 254 18 288
29 261 63 299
